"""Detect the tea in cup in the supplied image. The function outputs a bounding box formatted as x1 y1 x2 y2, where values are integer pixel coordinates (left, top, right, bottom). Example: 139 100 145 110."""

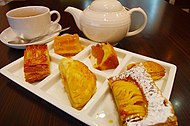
6 6 61 40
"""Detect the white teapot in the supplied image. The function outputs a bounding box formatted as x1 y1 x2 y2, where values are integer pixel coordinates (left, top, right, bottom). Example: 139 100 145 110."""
65 0 147 45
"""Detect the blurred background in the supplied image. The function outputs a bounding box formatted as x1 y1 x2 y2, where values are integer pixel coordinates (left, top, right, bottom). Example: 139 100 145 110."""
166 0 190 13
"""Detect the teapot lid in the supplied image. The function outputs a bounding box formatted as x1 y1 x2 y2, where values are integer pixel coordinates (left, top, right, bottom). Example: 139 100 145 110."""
89 0 123 12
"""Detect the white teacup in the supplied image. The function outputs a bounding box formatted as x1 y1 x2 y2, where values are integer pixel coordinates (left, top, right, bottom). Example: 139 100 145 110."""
6 6 61 40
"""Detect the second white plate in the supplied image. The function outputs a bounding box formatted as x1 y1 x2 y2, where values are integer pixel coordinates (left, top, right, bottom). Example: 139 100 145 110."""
0 22 62 49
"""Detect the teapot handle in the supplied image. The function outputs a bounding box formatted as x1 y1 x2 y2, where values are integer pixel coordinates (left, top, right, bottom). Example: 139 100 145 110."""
126 7 147 37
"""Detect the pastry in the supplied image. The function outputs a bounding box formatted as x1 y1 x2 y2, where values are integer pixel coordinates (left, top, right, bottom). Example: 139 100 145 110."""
24 45 50 83
90 43 119 70
54 34 83 57
127 61 165 80
59 58 96 110
108 63 178 126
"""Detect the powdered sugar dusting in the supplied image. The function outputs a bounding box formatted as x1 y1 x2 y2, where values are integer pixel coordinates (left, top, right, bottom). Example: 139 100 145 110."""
111 63 173 126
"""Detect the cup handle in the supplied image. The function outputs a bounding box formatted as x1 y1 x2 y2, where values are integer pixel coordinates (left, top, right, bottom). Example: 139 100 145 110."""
50 10 61 24
126 7 147 37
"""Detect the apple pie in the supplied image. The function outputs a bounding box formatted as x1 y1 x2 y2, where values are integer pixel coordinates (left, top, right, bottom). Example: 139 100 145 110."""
59 58 96 110
108 63 178 126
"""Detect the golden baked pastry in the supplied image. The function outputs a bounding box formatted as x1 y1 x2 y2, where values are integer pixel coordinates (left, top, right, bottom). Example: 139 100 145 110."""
90 43 119 70
59 58 96 110
54 34 83 57
108 63 178 126
109 80 147 124
24 45 50 83
127 61 165 80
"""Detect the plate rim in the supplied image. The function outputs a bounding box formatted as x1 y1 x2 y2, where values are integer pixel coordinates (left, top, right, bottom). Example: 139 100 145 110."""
0 23 62 49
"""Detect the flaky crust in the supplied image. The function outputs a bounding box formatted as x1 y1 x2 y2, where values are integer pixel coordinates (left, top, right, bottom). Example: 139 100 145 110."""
127 61 165 80
54 34 83 57
59 58 96 110
109 79 148 124
24 45 50 83
108 64 178 126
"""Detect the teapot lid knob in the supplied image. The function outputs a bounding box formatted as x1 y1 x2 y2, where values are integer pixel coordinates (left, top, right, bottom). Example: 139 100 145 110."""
89 0 123 12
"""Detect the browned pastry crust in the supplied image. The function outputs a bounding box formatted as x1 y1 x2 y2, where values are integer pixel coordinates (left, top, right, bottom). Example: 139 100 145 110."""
127 61 165 80
59 58 96 110
54 34 83 57
90 43 119 70
24 45 50 83
108 64 178 126
109 79 148 125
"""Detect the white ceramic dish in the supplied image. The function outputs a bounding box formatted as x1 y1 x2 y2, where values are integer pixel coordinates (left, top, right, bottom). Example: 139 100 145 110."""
0 22 62 49
0 36 177 126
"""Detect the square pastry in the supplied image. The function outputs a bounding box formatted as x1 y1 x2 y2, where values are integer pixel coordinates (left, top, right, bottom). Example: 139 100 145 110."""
24 44 50 83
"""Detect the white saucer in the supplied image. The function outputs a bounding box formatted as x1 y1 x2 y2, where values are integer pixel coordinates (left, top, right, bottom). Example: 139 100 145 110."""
0 23 62 49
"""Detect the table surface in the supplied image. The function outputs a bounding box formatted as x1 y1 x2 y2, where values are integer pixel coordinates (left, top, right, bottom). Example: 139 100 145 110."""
0 0 190 125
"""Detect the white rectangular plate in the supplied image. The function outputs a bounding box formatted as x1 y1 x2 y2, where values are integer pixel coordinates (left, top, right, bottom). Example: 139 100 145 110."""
0 36 177 126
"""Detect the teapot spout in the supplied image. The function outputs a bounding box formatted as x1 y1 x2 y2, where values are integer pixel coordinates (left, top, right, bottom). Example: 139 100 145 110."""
65 6 82 30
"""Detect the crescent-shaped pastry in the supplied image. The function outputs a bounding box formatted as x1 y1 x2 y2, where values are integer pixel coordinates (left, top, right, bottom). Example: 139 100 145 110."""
59 58 96 110
127 61 165 80
108 63 178 126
